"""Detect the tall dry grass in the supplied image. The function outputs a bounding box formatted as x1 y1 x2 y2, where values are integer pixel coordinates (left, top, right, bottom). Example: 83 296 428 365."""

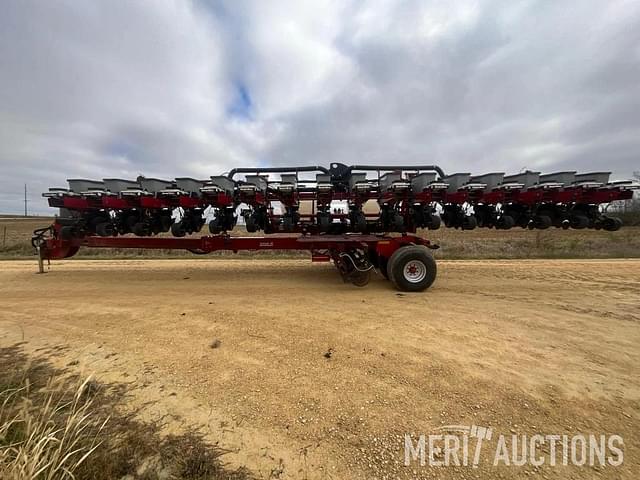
0 345 253 480
0 377 107 480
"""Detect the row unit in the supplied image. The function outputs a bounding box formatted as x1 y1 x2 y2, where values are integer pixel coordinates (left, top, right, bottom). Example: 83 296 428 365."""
44 170 636 200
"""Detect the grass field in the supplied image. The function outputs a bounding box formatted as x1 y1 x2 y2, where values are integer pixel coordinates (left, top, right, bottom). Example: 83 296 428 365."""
3 216 639 260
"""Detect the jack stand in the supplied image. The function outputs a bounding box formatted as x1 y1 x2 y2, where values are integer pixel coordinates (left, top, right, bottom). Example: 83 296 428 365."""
36 246 47 274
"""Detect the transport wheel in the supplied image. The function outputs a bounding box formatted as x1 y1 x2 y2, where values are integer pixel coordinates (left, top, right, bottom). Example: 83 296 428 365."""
387 245 437 292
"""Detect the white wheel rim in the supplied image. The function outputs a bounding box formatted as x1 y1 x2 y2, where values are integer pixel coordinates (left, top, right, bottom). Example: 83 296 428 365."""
403 260 427 283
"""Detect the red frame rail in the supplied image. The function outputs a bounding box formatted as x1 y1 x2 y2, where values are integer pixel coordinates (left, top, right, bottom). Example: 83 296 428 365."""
37 232 432 260
33 223 439 290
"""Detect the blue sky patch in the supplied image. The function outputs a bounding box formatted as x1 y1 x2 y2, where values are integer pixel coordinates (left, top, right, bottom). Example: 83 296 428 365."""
226 82 253 120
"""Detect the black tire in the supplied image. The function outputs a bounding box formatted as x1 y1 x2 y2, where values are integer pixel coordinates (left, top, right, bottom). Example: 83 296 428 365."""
160 215 173 232
533 215 552 230
245 216 257 233
193 218 205 233
393 213 404 232
387 245 437 292
570 214 589 229
317 213 331 232
353 214 366 233
350 270 371 287
171 222 186 237
427 214 441 230
209 218 222 234
95 222 115 237
498 215 515 230
602 216 622 232
125 214 139 229
89 215 109 230
132 222 149 237
462 215 477 230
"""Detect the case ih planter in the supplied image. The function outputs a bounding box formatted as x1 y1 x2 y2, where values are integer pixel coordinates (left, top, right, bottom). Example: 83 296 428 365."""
35 163 637 291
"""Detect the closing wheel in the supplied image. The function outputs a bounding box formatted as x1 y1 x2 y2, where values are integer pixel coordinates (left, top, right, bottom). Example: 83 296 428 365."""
602 216 623 231
462 215 477 230
159 215 173 232
427 214 441 230
387 245 437 292
497 215 515 230
352 212 366 232
392 213 404 231
209 218 222 234
349 270 371 287
570 214 589 229
171 221 186 237
244 215 257 233
132 222 149 237
533 215 552 230
95 222 115 237
317 213 331 232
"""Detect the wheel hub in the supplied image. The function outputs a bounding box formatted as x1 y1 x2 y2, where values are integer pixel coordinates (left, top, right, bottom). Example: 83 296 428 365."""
403 260 427 283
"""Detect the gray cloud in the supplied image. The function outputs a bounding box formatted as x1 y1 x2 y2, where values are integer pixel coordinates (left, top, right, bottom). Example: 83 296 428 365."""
263 1 640 174
1 0 639 214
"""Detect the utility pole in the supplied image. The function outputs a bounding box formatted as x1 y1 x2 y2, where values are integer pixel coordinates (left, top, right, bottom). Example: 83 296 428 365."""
24 184 27 217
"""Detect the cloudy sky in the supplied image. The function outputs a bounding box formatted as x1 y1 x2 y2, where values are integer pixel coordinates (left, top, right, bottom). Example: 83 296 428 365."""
1 0 639 214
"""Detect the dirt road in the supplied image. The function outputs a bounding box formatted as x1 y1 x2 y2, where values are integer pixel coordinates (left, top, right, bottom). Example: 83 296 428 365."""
1 258 639 479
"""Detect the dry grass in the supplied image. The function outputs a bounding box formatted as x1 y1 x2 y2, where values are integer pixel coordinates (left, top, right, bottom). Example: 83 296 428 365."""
0 344 253 480
0 218 48 258
425 225 640 259
0 377 106 480
2 216 639 260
